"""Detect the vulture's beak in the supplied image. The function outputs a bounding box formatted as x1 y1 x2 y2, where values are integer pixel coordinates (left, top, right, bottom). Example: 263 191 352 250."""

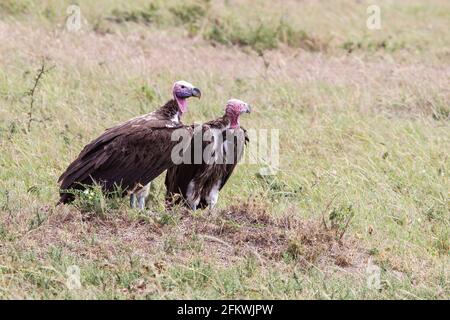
191 88 201 99
245 104 252 113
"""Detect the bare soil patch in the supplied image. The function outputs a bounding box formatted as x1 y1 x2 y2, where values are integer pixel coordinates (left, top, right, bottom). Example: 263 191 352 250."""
10 199 369 274
179 200 369 270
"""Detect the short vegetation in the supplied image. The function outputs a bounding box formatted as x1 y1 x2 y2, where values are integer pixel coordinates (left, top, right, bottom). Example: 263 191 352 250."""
0 0 448 299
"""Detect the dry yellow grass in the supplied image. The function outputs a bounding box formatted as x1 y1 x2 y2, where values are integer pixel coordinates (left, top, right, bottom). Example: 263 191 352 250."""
0 0 449 299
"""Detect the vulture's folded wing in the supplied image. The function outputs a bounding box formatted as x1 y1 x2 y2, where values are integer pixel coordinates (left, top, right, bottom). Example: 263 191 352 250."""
59 116 189 196
165 124 207 199
219 127 249 190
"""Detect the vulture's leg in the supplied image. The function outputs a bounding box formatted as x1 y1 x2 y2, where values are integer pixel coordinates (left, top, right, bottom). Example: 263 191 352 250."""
130 193 136 208
188 198 200 211
137 197 145 210
206 181 220 210
186 180 199 211
136 183 151 210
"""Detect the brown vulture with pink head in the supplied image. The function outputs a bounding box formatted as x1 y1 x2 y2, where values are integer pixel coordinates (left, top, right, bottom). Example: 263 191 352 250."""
165 99 251 210
58 80 201 208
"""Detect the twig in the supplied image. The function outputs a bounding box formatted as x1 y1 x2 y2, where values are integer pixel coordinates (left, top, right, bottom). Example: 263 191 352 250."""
320 194 337 231
257 51 270 80
245 245 265 266
339 213 354 241
27 60 53 132
200 234 233 248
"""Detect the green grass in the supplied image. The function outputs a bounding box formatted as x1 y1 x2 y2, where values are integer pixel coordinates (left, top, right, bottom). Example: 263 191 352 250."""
0 0 449 299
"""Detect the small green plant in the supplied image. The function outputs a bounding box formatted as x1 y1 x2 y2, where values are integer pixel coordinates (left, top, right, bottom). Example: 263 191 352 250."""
0 190 10 212
157 211 178 226
163 235 177 254
169 3 207 25
0 223 7 240
431 104 450 121
328 204 355 239
47 245 63 264
423 201 448 223
170 2 209 36
241 24 279 54
205 18 277 53
205 18 326 54
171 259 213 288
0 0 30 15
70 183 124 216
243 254 258 277
109 4 159 25
433 227 449 256
139 84 157 104
285 239 303 261
277 20 326 51
256 173 303 201
206 20 229 45
341 36 405 54
42 5 56 21
28 209 46 231
117 270 142 290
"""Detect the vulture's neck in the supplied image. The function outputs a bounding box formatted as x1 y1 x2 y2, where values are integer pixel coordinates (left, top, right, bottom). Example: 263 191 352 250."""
155 99 181 123
224 113 239 129
209 114 236 130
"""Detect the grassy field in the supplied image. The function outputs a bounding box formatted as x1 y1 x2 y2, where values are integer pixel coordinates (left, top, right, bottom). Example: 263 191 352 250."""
0 0 449 299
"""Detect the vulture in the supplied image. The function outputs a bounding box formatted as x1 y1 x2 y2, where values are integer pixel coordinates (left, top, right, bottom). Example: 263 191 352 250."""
58 80 201 209
165 99 251 210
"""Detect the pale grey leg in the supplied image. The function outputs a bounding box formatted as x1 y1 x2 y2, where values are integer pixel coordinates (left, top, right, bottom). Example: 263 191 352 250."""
206 182 220 211
136 183 151 211
130 193 136 208
137 195 146 210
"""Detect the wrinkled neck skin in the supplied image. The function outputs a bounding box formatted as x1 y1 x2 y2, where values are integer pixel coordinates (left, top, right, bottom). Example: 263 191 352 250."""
225 112 240 129
174 93 188 116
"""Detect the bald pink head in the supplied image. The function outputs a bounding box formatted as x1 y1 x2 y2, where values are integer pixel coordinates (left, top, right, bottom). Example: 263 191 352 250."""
225 99 251 129
172 80 201 114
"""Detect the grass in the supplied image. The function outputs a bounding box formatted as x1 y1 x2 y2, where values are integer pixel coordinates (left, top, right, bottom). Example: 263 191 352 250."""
0 0 449 299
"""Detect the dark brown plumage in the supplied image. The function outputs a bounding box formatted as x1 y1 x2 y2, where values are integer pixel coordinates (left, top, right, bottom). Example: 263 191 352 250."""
165 110 249 210
58 99 192 204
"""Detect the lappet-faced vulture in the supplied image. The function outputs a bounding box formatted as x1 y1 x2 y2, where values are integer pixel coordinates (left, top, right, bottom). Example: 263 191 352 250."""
165 99 251 210
58 80 201 208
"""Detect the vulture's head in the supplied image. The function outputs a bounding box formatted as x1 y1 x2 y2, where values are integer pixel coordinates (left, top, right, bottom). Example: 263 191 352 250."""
225 98 251 129
172 80 201 114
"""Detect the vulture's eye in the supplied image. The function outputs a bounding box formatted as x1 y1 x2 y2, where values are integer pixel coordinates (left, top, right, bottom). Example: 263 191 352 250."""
181 85 185 89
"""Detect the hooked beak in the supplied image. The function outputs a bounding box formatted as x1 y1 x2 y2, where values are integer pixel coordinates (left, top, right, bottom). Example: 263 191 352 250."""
191 87 201 99
245 104 252 113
